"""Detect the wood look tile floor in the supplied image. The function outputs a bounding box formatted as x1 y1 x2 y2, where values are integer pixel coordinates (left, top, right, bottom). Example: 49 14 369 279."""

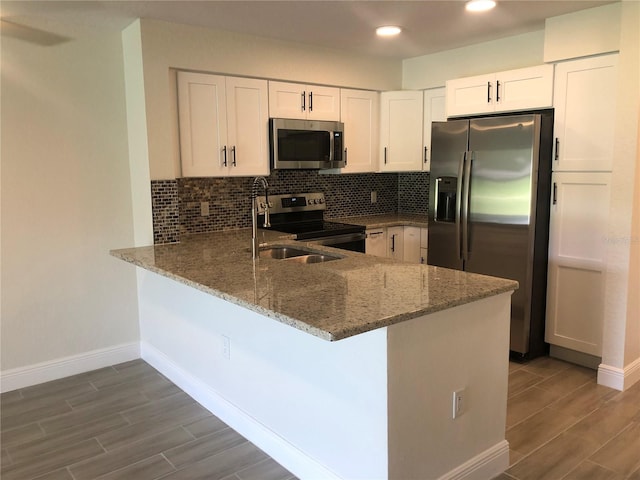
0 360 297 480
2 357 639 480
496 356 640 480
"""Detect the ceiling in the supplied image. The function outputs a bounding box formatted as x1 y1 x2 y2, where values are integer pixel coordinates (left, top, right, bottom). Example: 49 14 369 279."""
0 0 615 59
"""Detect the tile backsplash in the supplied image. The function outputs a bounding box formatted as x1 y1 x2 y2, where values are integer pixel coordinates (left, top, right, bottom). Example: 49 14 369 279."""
151 170 429 244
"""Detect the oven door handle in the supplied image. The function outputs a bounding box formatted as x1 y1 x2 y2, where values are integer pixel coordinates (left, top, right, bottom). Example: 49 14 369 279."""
304 232 366 246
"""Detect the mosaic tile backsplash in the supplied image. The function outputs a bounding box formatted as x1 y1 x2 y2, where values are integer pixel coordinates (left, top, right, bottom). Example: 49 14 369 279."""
151 171 429 244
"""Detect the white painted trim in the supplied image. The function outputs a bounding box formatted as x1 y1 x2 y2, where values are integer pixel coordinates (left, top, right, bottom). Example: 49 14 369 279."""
140 341 341 480
0 342 140 393
437 440 510 480
598 356 640 391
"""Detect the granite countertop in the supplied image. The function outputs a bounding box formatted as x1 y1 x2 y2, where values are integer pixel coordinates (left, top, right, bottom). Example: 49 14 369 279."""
331 213 428 229
111 229 517 341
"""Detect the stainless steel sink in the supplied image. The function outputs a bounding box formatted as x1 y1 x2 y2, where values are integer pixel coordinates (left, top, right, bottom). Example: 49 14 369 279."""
259 246 310 259
285 254 340 264
259 246 342 263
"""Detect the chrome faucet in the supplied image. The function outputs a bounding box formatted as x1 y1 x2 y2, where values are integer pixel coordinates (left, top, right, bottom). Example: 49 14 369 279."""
251 176 271 259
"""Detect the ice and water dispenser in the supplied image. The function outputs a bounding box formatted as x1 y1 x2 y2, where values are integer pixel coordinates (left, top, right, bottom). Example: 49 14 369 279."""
435 177 457 223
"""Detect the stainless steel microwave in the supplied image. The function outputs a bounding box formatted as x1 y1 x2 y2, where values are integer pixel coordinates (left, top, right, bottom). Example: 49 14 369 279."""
269 118 345 170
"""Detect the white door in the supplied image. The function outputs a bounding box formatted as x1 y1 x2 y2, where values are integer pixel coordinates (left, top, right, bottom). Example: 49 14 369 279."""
268 81 306 119
177 71 228 177
387 226 404 260
545 172 611 356
422 87 446 171
380 91 423 172
496 64 554 113
445 73 495 117
307 85 341 121
403 226 422 263
553 54 618 172
340 89 379 173
365 229 387 258
226 77 270 176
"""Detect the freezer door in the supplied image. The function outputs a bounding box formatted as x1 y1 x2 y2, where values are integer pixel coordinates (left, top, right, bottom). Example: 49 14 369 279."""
427 120 469 270
465 115 540 354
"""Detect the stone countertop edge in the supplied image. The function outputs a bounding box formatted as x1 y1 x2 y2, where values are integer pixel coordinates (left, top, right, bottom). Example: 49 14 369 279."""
331 213 428 229
110 229 517 342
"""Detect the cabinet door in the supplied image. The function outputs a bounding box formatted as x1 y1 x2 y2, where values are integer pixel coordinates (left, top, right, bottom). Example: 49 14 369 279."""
446 73 495 117
545 172 611 356
379 91 424 172
307 85 340 121
340 89 379 173
403 226 422 263
422 87 446 171
553 54 618 172
420 227 428 264
177 72 228 177
268 81 306 119
365 229 387 257
387 226 404 260
496 64 554 113
226 77 270 176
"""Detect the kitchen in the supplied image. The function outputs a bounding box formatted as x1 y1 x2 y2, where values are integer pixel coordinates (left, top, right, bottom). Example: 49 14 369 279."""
2 1 639 479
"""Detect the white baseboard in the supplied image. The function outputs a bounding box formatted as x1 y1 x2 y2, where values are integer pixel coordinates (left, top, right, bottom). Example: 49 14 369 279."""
598 356 640 391
0 342 140 393
437 440 509 480
140 342 341 480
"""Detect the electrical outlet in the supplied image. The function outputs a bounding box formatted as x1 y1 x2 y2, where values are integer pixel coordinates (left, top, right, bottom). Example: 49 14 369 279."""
452 388 466 419
201 201 210 216
371 191 377 203
222 335 230 360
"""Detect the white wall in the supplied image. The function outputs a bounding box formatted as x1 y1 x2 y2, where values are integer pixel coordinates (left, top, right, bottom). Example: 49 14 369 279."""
0 31 140 377
131 19 402 180
402 30 545 90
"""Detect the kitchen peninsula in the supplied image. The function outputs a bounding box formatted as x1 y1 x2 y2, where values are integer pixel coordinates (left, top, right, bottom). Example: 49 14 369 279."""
112 229 517 480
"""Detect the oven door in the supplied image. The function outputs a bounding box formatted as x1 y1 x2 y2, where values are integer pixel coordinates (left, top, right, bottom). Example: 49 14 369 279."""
305 232 366 253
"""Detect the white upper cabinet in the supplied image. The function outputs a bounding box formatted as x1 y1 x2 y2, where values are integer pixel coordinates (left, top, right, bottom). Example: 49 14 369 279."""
552 54 618 172
178 72 269 177
268 81 340 121
379 91 424 172
339 89 380 173
422 87 446 171
446 64 554 117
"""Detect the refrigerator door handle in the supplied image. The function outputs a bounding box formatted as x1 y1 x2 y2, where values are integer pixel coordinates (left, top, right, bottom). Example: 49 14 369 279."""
461 151 473 262
456 152 466 261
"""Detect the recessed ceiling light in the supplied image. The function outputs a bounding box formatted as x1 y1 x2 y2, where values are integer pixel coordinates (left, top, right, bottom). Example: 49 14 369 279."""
465 0 497 12
376 25 402 37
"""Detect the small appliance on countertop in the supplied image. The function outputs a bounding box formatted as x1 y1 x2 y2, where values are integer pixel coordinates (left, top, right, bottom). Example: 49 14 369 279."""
256 192 365 252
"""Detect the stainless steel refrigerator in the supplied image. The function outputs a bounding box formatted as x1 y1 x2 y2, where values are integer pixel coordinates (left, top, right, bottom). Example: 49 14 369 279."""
428 112 553 360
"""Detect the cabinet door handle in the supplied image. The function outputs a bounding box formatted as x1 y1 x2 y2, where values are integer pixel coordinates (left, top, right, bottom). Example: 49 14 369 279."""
222 145 227 167
391 234 396 252
496 81 501 102
424 146 428 163
231 146 237 166
384 147 388 164
344 147 348 166
554 138 560 161
309 91 313 112
487 81 492 103
301 91 306 112
553 182 557 205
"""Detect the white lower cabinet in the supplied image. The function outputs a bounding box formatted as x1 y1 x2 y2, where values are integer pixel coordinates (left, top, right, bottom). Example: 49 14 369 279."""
545 172 611 356
365 229 387 258
420 227 428 264
387 226 404 261
403 226 422 263
366 226 428 263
